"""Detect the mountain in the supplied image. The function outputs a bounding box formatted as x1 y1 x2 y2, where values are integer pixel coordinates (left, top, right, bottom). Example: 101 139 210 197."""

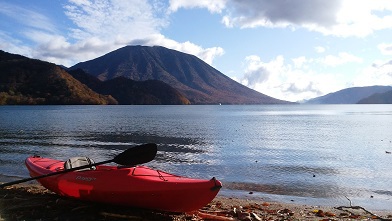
70 45 290 104
358 89 392 104
0 50 117 105
68 69 190 105
99 77 191 105
305 86 392 104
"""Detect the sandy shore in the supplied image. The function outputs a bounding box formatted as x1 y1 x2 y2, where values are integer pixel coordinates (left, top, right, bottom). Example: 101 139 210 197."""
1 184 391 221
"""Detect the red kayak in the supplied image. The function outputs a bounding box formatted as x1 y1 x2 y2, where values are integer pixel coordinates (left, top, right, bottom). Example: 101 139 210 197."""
25 156 222 212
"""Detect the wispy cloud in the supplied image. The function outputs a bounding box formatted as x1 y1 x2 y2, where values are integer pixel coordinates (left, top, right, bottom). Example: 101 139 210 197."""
0 2 60 59
0 32 32 56
0 2 57 33
64 0 166 41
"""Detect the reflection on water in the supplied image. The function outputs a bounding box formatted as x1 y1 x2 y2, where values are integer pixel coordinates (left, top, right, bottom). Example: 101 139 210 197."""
0 105 392 210
224 181 348 198
0 130 207 167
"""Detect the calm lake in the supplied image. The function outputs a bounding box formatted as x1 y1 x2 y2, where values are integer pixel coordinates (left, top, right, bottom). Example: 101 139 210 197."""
0 105 391 210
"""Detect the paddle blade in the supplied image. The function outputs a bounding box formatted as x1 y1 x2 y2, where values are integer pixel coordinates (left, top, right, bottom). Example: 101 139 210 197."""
113 143 157 165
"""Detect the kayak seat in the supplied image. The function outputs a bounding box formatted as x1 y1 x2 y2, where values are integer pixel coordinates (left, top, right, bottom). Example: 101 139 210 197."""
64 157 96 171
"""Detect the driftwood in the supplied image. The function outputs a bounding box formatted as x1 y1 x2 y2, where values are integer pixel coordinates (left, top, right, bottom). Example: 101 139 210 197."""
334 196 392 221
335 206 391 221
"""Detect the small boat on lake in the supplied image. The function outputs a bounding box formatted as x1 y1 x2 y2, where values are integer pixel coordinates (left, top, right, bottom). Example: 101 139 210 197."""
25 156 222 212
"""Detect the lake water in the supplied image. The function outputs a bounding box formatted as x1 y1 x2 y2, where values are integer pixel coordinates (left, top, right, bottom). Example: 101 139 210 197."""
0 105 391 210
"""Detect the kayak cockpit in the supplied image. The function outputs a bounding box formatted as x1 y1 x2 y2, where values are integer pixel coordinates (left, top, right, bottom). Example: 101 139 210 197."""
64 157 96 171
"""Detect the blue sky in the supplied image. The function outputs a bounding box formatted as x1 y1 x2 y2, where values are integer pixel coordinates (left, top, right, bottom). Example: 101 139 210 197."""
1 0 392 102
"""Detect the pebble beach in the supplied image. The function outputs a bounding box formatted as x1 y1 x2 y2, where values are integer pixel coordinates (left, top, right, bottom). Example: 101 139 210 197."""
1 184 391 221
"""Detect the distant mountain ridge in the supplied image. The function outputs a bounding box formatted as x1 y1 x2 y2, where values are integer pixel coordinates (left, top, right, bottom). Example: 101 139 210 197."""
0 50 191 105
0 50 117 105
358 89 392 104
305 86 392 104
70 45 290 104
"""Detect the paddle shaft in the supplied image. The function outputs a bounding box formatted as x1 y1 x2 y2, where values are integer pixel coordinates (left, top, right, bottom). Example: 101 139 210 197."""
0 143 157 188
0 159 112 188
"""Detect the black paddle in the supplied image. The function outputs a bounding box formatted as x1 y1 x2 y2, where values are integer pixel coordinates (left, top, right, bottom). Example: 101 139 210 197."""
0 143 157 188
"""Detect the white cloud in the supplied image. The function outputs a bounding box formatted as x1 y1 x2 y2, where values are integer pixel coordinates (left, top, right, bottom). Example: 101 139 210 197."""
378 43 392 55
238 55 344 102
240 55 279 87
315 46 326 53
34 31 225 68
354 60 392 86
321 52 363 67
326 0 392 37
129 34 224 65
291 52 363 70
168 0 227 13
33 35 115 66
236 53 390 102
292 56 307 68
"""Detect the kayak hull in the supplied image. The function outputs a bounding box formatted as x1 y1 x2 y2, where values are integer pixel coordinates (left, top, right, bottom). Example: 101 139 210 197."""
25 156 222 212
